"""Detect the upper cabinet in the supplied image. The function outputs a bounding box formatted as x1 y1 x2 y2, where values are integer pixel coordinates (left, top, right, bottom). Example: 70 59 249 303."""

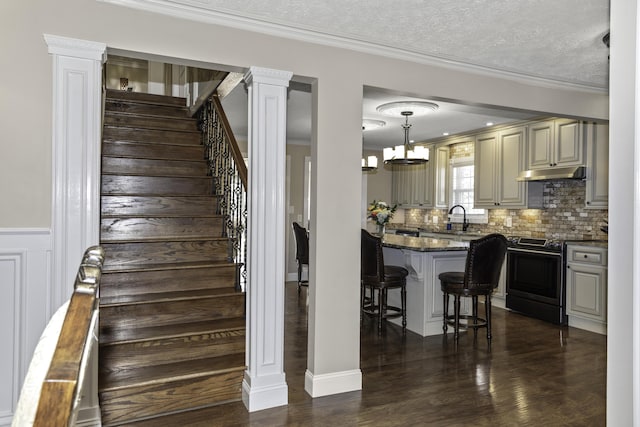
475 126 541 209
585 123 609 208
433 146 450 209
391 158 434 208
527 118 584 169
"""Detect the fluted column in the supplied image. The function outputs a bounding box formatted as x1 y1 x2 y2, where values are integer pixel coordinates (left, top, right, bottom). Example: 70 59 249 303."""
242 66 292 412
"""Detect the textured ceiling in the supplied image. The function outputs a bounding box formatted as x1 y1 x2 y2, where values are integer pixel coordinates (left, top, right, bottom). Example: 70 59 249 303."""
178 0 610 89
203 0 611 149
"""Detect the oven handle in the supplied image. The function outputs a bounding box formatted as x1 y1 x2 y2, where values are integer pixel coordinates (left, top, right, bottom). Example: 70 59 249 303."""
507 248 562 256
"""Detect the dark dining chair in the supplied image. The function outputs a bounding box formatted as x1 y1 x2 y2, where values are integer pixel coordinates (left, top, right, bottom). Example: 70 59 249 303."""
439 233 507 341
292 222 309 294
361 229 408 334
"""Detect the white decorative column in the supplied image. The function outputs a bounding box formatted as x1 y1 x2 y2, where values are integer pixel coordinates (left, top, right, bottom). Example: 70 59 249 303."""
44 34 105 425
242 66 292 412
45 34 105 313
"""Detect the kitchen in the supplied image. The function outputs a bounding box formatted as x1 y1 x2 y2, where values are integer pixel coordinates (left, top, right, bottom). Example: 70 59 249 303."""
360 100 609 337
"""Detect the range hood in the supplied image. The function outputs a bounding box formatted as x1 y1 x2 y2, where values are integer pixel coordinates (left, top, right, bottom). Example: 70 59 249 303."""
516 166 586 181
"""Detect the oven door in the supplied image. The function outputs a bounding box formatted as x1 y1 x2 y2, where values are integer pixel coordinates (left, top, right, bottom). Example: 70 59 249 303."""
506 248 563 306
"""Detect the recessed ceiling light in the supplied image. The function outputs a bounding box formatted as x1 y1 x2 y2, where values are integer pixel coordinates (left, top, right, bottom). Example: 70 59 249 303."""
486 122 494 126
376 101 439 117
442 132 449 136
362 119 386 131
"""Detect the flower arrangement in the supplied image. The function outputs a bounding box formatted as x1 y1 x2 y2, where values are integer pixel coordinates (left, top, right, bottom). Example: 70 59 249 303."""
367 200 397 225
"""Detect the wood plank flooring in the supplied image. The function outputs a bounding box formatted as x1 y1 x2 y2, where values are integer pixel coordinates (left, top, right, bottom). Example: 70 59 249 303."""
129 282 606 426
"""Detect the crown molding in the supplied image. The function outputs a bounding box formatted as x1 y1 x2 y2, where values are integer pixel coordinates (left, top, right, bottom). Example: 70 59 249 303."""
99 0 608 94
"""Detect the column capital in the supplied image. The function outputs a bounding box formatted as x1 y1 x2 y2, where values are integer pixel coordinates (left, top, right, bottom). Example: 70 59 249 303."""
44 34 107 63
244 66 293 87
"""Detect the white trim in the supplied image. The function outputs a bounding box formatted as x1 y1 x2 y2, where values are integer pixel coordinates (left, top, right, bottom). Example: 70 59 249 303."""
303 369 363 398
568 317 607 335
243 66 292 412
0 229 52 426
44 34 106 313
98 0 607 93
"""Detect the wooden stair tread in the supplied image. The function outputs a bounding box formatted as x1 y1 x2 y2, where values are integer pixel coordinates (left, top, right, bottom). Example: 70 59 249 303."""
100 318 245 346
100 287 242 307
105 89 187 107
100 235 228 244
101 260 239 274
99 353 245 392
103 138 202 148
102 154 206 164
101 171 211 179
106 109 193 120
103 124 200 134
101 213 218 218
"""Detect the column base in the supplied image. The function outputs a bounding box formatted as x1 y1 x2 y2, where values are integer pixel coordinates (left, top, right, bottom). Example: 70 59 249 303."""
304 369 362 398
242 378 288 412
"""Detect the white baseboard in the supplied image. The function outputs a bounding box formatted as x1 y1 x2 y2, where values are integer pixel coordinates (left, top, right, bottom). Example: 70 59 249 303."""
569 316 607 335
304 369 362 398
75 405 102 426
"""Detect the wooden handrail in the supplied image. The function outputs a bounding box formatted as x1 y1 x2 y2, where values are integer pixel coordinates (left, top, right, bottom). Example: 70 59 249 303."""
211 94 248 190
32 247 104 427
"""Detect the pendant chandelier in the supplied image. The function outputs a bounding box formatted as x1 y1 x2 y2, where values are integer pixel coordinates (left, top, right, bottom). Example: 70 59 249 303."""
383 111 429 165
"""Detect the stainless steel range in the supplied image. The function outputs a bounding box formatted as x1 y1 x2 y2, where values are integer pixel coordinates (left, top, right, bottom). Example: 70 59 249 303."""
505 237 568 325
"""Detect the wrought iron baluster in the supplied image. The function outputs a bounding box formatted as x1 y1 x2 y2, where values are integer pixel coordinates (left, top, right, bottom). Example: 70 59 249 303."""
199 96 247 290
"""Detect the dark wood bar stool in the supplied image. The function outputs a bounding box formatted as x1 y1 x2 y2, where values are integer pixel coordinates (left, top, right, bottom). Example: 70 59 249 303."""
292 222 309 294
439 233 507 341
361 229 408 334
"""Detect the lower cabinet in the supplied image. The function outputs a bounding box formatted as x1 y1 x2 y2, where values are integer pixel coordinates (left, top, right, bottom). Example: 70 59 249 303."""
491 259 507 309
565 244 607 334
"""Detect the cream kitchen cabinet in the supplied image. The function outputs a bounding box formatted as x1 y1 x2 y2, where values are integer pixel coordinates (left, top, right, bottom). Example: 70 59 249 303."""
527 118 584 169
433 145 450 209
391 160 434 208
565 244 607 334
474 126 542 209
585 123 609 209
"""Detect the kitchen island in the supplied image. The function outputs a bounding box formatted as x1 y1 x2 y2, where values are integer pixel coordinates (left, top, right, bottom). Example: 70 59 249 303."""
381 234 470 336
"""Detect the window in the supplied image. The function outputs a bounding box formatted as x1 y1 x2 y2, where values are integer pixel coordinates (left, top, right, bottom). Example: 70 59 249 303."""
449 156 488 224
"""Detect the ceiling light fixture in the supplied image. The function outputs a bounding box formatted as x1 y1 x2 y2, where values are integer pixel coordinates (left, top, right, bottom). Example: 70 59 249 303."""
362 125 379 172
362 119 386 131
383 111 429 165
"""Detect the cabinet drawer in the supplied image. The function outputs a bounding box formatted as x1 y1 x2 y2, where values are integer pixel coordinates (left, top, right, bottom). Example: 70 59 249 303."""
566 245 607 266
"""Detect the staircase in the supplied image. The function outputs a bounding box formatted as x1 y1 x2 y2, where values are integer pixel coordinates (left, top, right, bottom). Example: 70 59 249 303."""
98 89 246 425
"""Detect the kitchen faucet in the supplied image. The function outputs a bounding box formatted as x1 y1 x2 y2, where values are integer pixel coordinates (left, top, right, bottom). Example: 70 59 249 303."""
448 204 469 232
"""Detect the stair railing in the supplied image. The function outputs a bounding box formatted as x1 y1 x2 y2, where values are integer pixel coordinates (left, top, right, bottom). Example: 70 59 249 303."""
15 246 105 427
199 95 247 289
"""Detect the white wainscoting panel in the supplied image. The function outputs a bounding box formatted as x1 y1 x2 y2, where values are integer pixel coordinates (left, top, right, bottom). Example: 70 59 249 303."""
0 229 52 427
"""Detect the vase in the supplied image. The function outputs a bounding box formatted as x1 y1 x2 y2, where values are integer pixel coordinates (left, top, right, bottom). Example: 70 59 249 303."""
377 223 385 235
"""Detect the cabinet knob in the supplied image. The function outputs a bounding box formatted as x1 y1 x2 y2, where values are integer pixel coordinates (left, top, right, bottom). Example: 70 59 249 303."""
586 201 591 205
584 254 588 258
567 265 571 269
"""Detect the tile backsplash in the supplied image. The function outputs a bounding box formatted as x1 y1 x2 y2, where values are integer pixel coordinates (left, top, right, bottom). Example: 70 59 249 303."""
401 180 608 240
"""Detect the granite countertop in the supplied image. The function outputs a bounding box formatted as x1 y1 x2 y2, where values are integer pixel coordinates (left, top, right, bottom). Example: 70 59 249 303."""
382 234 469 252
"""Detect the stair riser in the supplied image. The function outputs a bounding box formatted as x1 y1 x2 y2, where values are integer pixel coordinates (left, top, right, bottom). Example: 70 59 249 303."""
104 126 201 145
101 196 217 217
106 89 186 107
102 240 230 267
100 266 238 298
102 141 204 161
99 370 243 426
100 294 245 329
102 157 208 177
105 113 199 132
106 100 189 118
101 217 223 241
102 175 212 196
100 330 245 370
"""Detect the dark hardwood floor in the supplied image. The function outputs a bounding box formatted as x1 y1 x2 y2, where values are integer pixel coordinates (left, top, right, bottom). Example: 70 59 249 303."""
130 282 606 426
